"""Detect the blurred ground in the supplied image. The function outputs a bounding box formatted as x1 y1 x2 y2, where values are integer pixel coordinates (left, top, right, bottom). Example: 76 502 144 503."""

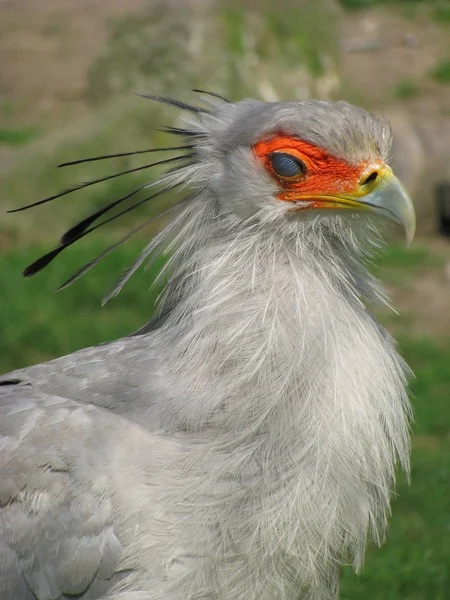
0 0 147 127
0 1 449 599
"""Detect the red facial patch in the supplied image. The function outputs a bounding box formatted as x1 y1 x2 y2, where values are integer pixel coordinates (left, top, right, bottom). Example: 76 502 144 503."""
253 135 367 203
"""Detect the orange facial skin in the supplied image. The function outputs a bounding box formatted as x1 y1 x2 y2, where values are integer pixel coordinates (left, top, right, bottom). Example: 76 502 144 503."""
253 135 383 210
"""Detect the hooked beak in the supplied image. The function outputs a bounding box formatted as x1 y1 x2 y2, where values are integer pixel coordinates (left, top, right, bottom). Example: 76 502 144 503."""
284 166 416 246
351 167 416 246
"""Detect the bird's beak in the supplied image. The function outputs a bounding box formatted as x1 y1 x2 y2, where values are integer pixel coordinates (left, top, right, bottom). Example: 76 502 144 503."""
349 167 416 246
285 166 416 245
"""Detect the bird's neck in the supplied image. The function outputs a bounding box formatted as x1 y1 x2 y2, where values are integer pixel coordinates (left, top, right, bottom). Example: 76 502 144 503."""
157 208 406 438
153 207 410 590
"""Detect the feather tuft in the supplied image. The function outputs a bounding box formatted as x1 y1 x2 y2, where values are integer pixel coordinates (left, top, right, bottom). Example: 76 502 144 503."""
9 155 189 213
57 146 193 168
136 94 212 114
191 89 231 103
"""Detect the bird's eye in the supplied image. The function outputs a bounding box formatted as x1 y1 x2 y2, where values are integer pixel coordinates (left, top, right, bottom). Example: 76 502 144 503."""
268 152 306 179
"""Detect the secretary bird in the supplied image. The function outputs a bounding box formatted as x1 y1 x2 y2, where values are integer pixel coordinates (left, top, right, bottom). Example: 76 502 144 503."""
0 93 415 600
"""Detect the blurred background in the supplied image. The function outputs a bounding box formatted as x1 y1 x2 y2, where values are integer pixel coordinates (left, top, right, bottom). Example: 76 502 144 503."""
0 0 449 597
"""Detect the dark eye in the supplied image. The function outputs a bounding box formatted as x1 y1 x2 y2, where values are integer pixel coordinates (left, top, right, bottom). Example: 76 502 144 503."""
269 152 306 179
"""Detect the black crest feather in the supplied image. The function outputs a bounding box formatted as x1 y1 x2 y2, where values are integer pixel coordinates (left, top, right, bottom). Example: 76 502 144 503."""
14 92 228 296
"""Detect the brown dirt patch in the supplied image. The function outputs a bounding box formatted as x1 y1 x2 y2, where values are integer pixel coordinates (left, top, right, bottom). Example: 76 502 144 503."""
341 7 450 112
0 0 147 127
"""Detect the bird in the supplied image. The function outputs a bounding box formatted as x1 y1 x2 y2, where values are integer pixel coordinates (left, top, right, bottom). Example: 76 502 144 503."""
0 93 415 600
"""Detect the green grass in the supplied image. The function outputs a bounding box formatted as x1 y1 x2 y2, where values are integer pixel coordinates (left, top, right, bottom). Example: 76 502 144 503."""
339 0 435 9
0 98 183 242
0 127 40 145
393 79 421 99
431 59 450 84
370 241 445 286
339 0 450 21
433 5 450 24
0 239 166 373
1 102 18 118
344 244 450 598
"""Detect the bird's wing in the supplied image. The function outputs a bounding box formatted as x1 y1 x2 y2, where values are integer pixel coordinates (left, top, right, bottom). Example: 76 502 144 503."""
0 379 129 600
4 335 162 427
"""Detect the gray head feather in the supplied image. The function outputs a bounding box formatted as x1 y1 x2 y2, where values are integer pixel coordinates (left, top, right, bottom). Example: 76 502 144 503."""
206 99 392 163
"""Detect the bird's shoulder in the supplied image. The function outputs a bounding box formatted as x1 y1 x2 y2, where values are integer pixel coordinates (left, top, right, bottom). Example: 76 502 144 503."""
3 335 163 423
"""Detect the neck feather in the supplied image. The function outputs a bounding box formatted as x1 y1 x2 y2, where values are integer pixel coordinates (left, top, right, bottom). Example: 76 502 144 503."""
151 195 411 595
156 196 408 436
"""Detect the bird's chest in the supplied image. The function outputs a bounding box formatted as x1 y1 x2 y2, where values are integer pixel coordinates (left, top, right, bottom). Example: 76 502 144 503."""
148 269 408 598
161 423 335 595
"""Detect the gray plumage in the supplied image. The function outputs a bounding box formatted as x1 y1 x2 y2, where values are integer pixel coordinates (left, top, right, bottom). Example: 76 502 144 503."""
0 96 413 600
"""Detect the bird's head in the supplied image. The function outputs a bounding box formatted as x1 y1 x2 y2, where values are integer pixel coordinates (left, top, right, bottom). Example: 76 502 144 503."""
14 93 415 296
197 99 415 245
